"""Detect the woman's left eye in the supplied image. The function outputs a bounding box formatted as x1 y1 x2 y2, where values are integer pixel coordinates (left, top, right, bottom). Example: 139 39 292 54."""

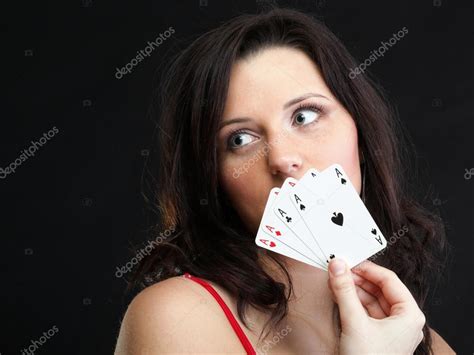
292 105 322 126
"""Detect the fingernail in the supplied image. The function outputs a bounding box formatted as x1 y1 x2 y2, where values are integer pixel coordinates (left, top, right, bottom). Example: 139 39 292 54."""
329 259 346 276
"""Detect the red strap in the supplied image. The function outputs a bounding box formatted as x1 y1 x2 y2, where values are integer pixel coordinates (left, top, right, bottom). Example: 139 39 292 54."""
183 272 256 355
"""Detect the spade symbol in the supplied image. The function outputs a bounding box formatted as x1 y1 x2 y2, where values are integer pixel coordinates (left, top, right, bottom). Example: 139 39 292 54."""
331 212 344 226
371 228 377 235
341 178 347 185
300 204 306 211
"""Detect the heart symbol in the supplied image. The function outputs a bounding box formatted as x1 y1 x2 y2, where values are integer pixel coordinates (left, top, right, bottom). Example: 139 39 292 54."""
300 204 305 211
341 178 346 185
259 239 277 248
331 212 344 226
371 228 377 235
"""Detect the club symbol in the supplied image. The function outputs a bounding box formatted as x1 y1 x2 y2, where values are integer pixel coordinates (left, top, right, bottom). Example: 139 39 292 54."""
331 212 344 226
285 217 292 223
329 254 335 259
341 178 347 185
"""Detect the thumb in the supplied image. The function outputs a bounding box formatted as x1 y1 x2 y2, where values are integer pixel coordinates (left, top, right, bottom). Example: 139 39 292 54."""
328 258 367 328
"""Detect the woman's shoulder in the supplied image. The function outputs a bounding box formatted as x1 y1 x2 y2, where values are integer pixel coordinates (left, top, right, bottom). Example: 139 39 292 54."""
114 275 248 354
429 327 455 354
124 275 203 316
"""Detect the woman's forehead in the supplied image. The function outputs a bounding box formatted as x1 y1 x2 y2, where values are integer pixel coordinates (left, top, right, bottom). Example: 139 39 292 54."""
223 47 332 117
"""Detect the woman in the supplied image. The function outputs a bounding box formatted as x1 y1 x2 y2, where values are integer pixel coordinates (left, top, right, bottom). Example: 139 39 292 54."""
115 8 455 354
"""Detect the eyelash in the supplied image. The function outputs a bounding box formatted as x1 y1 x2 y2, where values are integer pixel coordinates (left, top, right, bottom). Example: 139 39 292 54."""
294 102 324 120
226 103 324 149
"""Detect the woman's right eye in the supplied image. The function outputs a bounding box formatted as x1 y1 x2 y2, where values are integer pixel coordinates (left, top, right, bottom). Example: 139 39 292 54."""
227 130 256 149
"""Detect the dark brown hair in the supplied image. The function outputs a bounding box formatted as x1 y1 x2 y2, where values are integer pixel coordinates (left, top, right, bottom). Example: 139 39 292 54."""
132 7 448 354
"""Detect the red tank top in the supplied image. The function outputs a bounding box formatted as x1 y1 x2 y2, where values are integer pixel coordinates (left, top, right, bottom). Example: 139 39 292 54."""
183 272 256 355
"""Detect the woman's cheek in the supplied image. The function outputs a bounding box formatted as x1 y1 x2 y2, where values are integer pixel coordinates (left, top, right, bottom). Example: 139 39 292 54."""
219 158 250 202
321 116 361 193
219 158 266 233
332 129 361 193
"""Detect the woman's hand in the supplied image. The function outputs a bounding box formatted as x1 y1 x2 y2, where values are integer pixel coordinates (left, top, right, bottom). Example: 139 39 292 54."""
327 258 426 355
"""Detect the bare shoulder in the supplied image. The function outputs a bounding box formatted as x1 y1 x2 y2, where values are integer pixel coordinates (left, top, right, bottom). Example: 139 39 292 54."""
429 327 456 354
114 275 249 354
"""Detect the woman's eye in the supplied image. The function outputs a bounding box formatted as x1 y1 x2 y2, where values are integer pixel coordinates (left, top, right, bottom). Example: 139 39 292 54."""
293 108 320 126
228 131 255 149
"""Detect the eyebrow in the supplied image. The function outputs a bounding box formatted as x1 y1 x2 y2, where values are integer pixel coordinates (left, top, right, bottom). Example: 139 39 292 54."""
219 92 329 130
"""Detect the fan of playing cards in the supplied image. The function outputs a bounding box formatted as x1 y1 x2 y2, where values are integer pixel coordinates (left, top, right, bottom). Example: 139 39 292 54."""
255 164 387 270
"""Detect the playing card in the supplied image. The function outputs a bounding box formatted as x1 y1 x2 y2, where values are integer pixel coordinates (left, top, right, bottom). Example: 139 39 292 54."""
316 164 388 250
272 178 327 267
255 188 325 268
261 190 326 267
292 164 387 268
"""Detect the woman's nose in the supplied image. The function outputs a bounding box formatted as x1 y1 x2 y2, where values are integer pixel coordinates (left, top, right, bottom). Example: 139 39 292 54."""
267 132 303 177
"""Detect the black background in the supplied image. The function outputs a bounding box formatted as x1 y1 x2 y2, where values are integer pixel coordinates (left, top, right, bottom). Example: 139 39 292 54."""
2 0 472 354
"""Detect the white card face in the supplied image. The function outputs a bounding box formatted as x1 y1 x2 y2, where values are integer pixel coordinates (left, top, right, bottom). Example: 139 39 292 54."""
300 165 347 199
272 178 327 266
298 168 321 192
255 188 325 269
293 164 387 268
291 172 324 220
323 186 387 249
317 164 387 250
306 164 387 249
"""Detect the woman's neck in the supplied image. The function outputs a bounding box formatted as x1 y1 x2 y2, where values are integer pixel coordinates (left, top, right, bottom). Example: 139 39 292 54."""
255 253 340 353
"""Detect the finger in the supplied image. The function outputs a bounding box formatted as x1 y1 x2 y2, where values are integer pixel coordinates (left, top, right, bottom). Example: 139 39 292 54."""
351 272 391 315
352 260 417 314
328 280 335 302
328 258 367 328
354 285 387 319
334 274 389 319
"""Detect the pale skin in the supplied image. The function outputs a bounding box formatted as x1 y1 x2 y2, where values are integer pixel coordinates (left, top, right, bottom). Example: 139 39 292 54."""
114 47 455 354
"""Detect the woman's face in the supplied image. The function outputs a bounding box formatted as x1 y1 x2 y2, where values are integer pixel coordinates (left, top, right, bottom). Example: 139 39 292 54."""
217 46 362 234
